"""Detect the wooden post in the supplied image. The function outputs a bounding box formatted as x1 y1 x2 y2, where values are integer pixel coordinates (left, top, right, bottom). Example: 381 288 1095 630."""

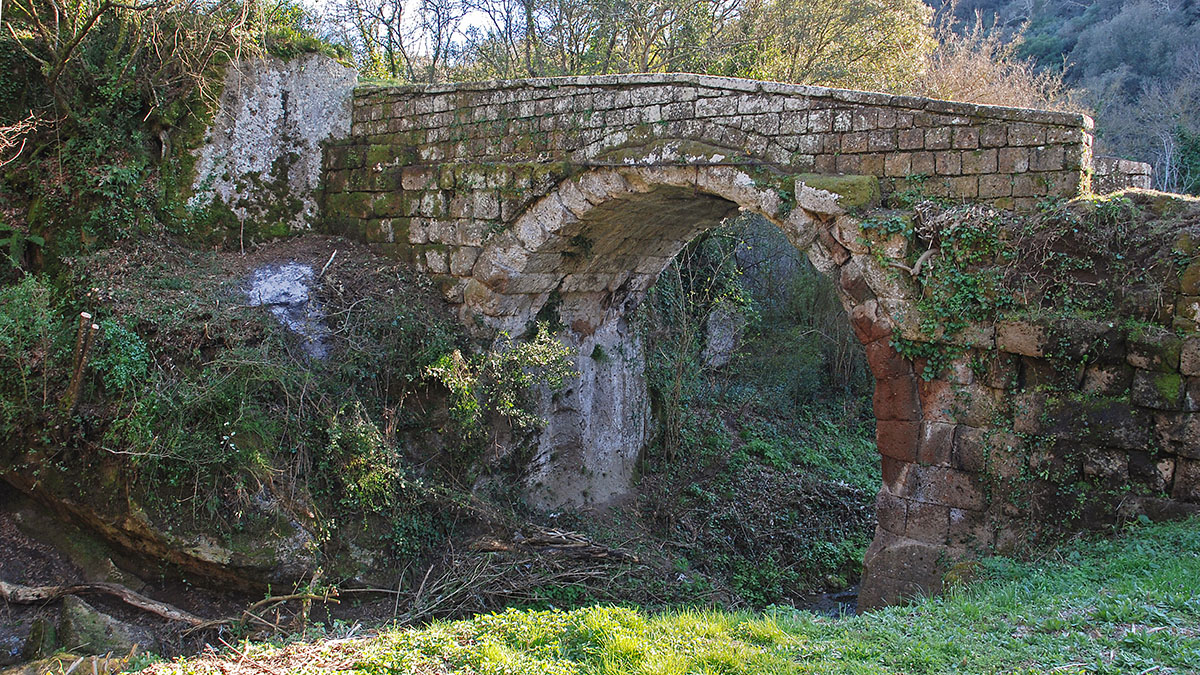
71 312 92 372
63 321 100 414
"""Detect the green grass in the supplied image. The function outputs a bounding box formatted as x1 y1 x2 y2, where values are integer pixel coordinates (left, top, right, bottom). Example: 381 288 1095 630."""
147 518 1200 674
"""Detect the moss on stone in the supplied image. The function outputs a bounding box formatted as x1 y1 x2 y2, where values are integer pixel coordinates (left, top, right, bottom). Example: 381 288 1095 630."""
1153 372 1183 402
795 174 881 209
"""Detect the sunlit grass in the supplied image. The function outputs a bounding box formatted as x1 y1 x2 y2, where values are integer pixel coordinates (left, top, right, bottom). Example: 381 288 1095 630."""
146 518 1200 674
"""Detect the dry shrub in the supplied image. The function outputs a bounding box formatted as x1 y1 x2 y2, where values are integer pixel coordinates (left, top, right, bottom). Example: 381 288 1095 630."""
907 12 1080 112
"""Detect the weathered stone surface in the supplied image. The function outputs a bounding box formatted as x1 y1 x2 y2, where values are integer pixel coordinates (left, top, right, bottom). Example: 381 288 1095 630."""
1182 338 1200 377
859 531 953 608
1127 327 1183 372
192 54 358 232
58 597 155 656
996 320 1047 357
1132 370 1185 410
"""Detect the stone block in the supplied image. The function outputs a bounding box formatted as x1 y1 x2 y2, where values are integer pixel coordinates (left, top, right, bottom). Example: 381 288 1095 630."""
1172 458 1200 502
849 299 894 344
1132 370 1185 410
1182 338 1200 376
952 127 979 149
925 127 951 150
1154 412 1200 459
873 417 916 458
1187 377 1200 413
905 500 951 542
1046 398 1152 451
1008 123 1046 146
979 124 1007 147
913 465 987 511
859 531 948 609
910 152 935 175
947 176 978 198
898 128 925 150
961 149 997 174
874 377 922 422
917 378 957 424
875 487 908 536
978 174 1012 198
917 421 956 466
1127 327 1183 372
1128 450 1172 493
869 130 897 151
947 507 994 550
997 147 1030 173
935 151 961 175
449 246 480 276
996 320 1047 357
1030 145 1065 171
1081 364 1134 396
885 153 912 177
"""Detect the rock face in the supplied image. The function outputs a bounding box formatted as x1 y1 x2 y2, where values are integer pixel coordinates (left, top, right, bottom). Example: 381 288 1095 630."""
190 53 357 233
58 597 154 656
247 262 330 358
701 304 747 369
527 314 650 509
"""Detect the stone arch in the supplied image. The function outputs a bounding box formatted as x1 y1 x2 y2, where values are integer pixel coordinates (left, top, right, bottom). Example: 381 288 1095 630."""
460 165 921 599
460 163 928 606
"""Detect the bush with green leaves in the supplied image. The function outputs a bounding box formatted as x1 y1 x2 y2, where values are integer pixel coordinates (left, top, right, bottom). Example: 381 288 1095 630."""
427 322 576 435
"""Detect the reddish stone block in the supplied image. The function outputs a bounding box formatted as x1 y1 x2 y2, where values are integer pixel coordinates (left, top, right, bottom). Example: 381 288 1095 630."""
877 421 921 462
865 339 912 380
918 378 957 424
875 375 922 421
881 456 914 495
849 301 894 345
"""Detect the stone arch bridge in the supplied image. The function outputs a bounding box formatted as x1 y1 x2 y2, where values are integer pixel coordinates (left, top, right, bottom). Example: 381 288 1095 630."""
310 73 1188 607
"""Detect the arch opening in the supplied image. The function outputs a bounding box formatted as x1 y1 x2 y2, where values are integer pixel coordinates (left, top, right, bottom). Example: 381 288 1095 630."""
463 166 874 508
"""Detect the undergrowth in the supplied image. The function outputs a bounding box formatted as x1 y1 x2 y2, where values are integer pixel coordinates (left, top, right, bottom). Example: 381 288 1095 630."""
145 517 1200 674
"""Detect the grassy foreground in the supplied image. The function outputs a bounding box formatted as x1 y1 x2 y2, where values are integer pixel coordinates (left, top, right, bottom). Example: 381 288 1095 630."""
147 519 1200 675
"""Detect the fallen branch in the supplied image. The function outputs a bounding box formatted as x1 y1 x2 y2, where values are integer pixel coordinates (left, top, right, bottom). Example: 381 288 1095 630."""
887 248 939 277
0 580 206 626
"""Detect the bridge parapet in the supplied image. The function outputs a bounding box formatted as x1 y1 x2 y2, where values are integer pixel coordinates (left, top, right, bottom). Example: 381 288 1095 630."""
332 73 1093 213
